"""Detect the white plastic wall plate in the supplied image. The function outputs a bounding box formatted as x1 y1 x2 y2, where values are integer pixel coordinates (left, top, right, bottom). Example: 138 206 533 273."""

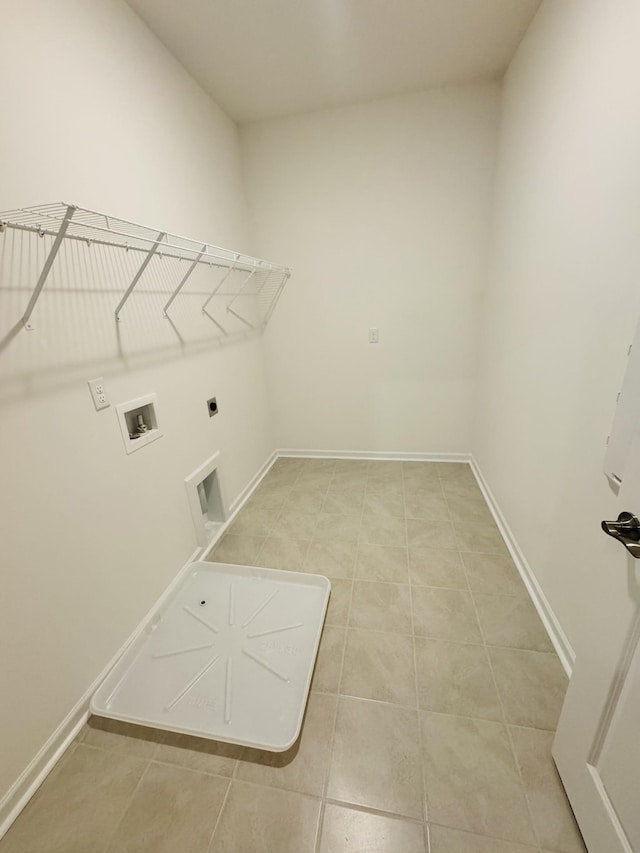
115 392 163 455
91 561 331 752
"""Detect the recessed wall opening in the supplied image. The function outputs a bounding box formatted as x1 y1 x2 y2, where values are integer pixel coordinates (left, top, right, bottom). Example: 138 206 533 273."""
185 452 228 548
124 402 157 436
115 393 163 455
197 469 224 536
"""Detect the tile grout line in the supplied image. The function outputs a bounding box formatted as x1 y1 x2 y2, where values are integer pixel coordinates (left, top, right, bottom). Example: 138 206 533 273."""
205 774 325 800
315 460 362 852
312 798 326 853
437 466 542 848
420 468 474 852
341 465 430 832
222 462 322 824
313 692 560 731
101 758 153 853
404 464 430 843
252 465 318 568
427 819 544 850
323 460 362 775
199 771 328 852
462 525 543 851
148 755 240 779
205 775 234 853
322 795 428 824
313 797 326 853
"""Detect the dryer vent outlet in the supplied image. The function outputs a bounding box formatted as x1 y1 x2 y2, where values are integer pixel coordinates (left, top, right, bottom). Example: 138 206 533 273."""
207 397 218 417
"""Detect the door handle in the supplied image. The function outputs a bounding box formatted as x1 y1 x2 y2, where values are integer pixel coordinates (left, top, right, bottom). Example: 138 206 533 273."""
601 512 640 558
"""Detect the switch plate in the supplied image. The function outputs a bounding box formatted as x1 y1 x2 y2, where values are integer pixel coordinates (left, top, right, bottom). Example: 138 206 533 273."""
88 377 110 411
368 327 379 343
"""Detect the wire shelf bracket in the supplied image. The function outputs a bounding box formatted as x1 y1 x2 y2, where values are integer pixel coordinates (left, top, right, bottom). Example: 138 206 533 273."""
202 308 229 337
163 244 207 318
226 305 255 330
226 269 257 312
21 204 77 331
202 256 240 314
115 230 167 322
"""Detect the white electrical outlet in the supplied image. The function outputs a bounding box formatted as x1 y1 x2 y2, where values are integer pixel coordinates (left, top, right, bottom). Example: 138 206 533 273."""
368 327 379 343
88 377 110 411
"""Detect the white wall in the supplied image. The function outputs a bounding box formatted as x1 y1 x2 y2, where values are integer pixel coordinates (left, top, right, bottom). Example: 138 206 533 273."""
10 0 637 821
240 85 500 453
0 0 274 805
475 1 640 659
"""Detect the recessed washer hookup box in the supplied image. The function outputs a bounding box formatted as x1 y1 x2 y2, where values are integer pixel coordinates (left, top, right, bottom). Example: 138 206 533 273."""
91 561 331 752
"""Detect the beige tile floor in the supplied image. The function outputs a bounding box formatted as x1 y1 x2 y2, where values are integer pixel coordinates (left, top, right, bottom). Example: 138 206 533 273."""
0 459 587 853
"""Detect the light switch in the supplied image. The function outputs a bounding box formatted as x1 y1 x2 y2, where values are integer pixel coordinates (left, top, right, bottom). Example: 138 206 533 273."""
368 327 379 344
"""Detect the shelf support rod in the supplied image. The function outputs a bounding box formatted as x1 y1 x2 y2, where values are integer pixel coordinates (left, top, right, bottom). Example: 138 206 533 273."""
226 305 256 329
115 230 166 322
163 244 206 317
202 255 239 312
22 204 76 330
226 268 257 312
202 307 229 336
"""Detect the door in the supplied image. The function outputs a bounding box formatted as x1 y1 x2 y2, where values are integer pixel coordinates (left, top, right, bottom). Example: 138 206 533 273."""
553 438 640 851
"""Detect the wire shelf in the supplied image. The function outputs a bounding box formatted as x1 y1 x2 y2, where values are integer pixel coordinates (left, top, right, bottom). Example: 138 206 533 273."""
0 202 291 333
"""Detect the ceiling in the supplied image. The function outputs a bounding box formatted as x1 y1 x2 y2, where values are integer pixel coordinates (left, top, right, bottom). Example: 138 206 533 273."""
126 0 541 123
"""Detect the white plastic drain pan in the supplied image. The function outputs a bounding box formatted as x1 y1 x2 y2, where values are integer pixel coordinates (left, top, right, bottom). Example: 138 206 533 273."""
91 561 330 752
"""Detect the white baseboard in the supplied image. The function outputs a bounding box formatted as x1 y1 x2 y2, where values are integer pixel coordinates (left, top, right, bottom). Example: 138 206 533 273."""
0 541 205 840
277 448 472 463
228 450 278 515
470 455 575 677
0 694 88 841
